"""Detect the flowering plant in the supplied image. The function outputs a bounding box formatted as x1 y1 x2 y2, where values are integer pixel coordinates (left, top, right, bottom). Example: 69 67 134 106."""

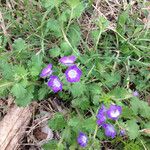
0 0 150 150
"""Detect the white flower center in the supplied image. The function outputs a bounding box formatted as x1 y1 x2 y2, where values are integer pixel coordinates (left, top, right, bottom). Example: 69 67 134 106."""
64 58 73 64
68 69 77 78
81 136 87 144
108 126 115 133
53 79 61 87
44 68 51 74
110 110 120 118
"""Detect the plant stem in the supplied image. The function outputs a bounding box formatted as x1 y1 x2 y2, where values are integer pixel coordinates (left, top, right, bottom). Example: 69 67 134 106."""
95 30 102 52
66 8 73 33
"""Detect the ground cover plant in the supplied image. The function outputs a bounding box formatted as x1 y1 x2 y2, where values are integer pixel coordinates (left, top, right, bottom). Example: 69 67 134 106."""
0 0 150 149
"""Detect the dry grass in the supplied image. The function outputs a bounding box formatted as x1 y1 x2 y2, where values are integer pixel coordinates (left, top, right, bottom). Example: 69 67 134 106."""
78 0 149 49
20 98 67 150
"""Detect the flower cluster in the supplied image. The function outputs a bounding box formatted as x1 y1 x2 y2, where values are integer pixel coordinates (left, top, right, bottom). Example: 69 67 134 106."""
40 55 82 93
96 104 123 139
77 104 124 148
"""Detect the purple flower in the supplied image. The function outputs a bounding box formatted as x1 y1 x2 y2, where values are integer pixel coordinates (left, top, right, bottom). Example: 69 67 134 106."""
107 104 122 120
77 132 88 147
65 65 82 82
47 76 63 93
97 104 107 118
133 91 139 97
102 124 116 139
59 55 76 66
120 129 126 136
97 116 106 126
40 64 53 77
96 105 107 125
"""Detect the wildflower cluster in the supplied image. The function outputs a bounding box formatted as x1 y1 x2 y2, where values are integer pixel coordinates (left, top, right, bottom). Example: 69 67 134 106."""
97 104 123 139
40 56 82 93
77 104 124 147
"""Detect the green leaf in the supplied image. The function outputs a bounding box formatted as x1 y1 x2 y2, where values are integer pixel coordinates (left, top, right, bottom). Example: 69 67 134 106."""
38 85 49 100
130 97 150 118
124 142 141 150
89 83 102 95
109 87 132 100
60 41 72 55
68 117 84 132
68 24 81 47
118 10 129 27
126 119 139 140
42 140 57 150
117 10 129 35
62 128 72 143
68 117 81 127
72 96 90 110
46 19 62 37
0 61 14 80
90 29 101 45
41 0 62 8
122 106 134 119
23 86 34 105
14 85 34 106
58 9 70 23
28 54 43 77
144 122 150 129
67 0 80 8
72 2 85 18
70 82 87 98
49 47 61 58
104 72 121 88
89 139 101 149
11 83 27 99
67 0 86 19
83 117 96 133
95 16 109 31
92 95 100 106
97 128 105 140
14 65 28 79
12 38 27 52
48 113 66 130
0 80 10 97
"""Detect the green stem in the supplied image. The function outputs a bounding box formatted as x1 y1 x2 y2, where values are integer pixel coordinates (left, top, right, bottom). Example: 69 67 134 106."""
95 29 102 52
55 4 79 56
61 27 79 56
0 82 13 88
86 64 95 78
93 125 98 139
112 29 141 55
65 8 73 33
41 32 45 54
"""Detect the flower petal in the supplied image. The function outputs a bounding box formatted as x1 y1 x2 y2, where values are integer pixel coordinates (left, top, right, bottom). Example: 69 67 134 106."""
96 104 107 125
106 105 122 120
65 65 82 82
40 64 53 77
77 132 88 147
133 91 139 97
47 76 63 93
59 55 76 66
97 116 106 126
103 124 116 139
96 104 107 119
120 129 126 136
